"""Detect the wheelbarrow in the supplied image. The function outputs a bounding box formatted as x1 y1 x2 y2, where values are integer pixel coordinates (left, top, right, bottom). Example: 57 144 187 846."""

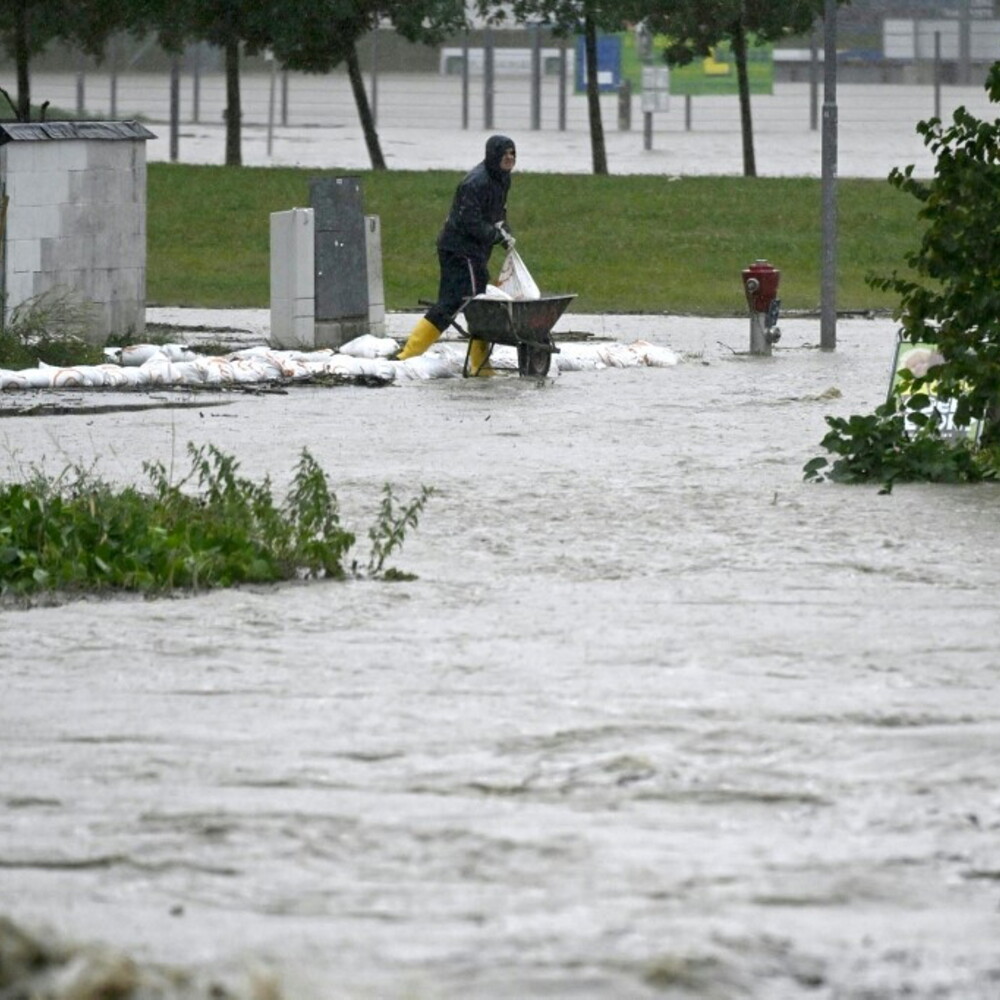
455 294 577 377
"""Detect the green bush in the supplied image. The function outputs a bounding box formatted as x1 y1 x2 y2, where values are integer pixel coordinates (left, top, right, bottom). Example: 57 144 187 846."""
0 444 432 598
806 60 1000 489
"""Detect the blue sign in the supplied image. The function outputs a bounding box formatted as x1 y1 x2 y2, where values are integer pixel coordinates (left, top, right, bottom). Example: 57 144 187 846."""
575 35 622 93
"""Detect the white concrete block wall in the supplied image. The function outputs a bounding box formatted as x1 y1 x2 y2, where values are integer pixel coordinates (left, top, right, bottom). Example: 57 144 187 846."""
270 207 315 349
1 132 149 342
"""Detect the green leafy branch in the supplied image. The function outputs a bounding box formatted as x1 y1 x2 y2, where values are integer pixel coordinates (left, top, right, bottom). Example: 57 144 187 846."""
0 445 432 599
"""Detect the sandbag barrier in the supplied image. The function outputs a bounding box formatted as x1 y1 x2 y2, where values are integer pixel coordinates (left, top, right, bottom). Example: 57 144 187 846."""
0 335 679 392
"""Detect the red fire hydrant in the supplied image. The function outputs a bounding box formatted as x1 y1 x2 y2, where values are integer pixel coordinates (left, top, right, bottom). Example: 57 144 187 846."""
741 259 781 356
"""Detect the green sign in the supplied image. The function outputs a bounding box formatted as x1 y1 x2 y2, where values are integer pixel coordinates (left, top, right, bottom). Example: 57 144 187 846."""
620 30 773 96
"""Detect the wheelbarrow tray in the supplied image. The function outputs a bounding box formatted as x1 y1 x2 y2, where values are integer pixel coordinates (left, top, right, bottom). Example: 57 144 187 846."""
462 295 576 349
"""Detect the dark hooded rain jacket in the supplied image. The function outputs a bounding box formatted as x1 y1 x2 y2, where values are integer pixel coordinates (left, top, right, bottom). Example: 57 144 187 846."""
436 134 514 263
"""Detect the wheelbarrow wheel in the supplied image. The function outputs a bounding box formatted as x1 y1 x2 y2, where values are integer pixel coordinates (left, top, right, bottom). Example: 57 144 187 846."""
517 342 552 377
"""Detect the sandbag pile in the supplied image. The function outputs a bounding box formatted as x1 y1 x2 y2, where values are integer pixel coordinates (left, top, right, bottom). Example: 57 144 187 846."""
0 334 678 392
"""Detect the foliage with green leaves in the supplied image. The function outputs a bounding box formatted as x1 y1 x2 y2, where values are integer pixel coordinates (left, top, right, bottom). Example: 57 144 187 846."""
629 0 846 176
0 443 432 598
367 483 435 581
0 0 129 120
803 404 987 490
478 0 632 175
805 61 1000 490
269 0 467 170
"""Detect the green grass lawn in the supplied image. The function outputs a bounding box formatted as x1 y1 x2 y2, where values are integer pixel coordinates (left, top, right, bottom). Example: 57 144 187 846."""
148 163 919 315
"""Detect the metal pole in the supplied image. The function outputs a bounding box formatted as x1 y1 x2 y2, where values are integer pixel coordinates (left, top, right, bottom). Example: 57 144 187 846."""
281 71 289 127
267 54 276 156
76 52 85 116
685 94 692 131
169 55 180 162
109 35 119 119
371 25 379 127
558 41 567 131
531 22 542 129
462 32 470 130
809 24 819 131
958 0 971 86
934 31 942 119
643 111 652 150
484 27 494 130
820 0 838 350
192 43 201 123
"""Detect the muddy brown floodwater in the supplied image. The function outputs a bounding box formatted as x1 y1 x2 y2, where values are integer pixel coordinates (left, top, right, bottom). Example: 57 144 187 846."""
2 315 999 1000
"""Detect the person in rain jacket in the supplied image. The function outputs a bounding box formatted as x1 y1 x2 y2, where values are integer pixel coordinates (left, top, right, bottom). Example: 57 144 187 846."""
397 134 517 373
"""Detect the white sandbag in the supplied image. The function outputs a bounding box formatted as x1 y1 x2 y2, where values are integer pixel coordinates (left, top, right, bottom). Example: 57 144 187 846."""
251 353 291 380
141 359 179 385
18 369 54 388
50 367 87 387
497 249 541 300
168 361 207 384
594 342 648 368
477 284 513 301
119 366 149 387
161 343 198 362
478 344 518 370
555 344 622 371
320 355 397 381
121 344 166 366
0 370 30 390
96 364 131 387
199 358 236 384
230 357 273 383
278 358 313 380
289 349 336 363
628 340 680 367
392 354 463 381
338 334 400 359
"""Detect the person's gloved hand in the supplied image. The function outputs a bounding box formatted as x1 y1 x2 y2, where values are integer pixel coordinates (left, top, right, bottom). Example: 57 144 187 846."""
495 221 516 250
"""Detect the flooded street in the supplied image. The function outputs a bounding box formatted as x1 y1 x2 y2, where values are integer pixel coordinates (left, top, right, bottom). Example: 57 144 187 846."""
2 315 999 999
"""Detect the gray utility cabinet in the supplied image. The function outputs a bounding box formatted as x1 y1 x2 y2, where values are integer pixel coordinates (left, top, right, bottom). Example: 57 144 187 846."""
270 175 385 350
310 175 384 347
0 120 155 343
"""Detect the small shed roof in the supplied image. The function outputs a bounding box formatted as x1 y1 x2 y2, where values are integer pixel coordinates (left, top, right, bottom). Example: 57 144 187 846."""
0 121 156 144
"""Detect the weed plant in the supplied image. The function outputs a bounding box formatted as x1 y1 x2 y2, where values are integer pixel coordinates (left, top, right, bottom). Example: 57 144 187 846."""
0 289 104 368
0 443 432 598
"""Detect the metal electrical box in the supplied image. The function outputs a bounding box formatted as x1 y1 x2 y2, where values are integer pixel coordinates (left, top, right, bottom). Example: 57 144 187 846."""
310 176 369 346
270 178 385 350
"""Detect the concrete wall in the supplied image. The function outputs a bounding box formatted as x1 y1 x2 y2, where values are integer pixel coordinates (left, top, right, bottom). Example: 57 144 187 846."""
0 123 152 343
270 207 316 350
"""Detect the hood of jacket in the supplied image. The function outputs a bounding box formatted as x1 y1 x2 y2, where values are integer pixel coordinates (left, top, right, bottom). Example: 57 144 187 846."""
485 134 515 178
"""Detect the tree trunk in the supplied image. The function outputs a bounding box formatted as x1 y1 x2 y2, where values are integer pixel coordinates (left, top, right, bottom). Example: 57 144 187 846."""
731 17 756 178
15 0 30 121
346 42 386 170
584 14 608 176
224 38 241 167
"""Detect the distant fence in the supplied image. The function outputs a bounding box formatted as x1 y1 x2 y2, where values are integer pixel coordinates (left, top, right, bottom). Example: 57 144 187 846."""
2 26 998 142
15 66 999 142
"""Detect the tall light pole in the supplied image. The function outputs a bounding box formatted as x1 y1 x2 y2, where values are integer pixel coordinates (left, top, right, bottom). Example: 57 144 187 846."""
820 0 838 350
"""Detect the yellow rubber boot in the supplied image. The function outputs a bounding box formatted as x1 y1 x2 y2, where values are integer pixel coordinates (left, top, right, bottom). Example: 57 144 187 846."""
468 338 495 376
397 317 442 360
